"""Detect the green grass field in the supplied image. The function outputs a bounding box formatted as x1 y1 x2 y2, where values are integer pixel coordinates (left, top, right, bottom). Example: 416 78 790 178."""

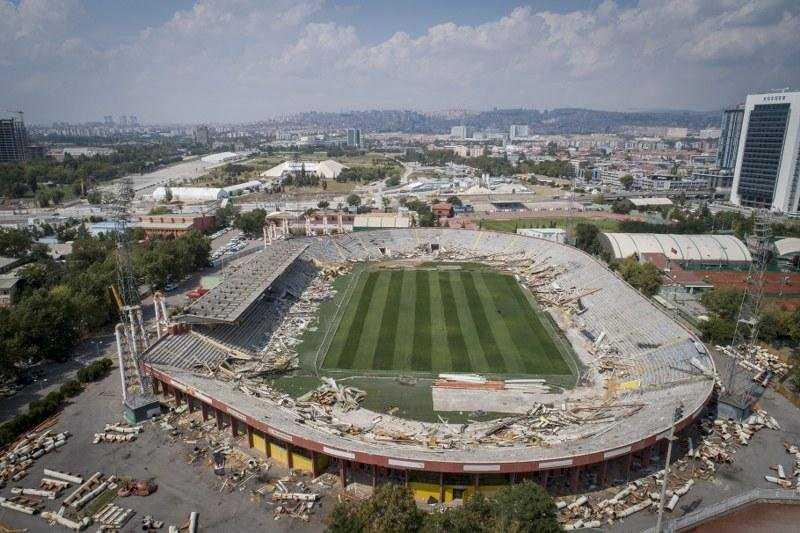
478 217 620 233
320 267 573 376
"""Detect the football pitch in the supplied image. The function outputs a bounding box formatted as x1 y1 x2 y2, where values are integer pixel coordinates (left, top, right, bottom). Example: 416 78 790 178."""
320 267 574 376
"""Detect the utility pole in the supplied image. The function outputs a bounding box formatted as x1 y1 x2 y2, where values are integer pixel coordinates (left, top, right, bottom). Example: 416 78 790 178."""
656 402 684 532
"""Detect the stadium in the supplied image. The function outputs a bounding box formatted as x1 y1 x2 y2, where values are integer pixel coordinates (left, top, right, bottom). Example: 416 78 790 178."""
140 228 715 502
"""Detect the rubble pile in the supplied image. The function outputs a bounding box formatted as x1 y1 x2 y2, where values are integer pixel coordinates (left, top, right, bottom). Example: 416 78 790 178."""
1 426 71 485
93 422 143 444
717 344 790 388
557 407 781 528
270 478 320 521
93 502 136 530
297 378 366 412
257 270 341 371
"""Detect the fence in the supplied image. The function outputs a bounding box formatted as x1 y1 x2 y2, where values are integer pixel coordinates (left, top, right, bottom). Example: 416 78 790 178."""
652 488 800 532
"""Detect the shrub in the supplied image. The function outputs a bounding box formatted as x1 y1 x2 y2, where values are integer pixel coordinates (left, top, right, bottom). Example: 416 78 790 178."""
77 358 113 383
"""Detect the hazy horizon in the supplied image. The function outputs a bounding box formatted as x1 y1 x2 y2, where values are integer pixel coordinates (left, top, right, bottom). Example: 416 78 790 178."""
4 0 799 124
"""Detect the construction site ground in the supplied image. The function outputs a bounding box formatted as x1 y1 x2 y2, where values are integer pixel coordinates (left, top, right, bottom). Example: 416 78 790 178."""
0 368 342 532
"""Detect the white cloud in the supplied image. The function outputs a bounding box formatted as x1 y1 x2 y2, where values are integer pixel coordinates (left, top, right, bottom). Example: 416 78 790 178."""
3 0 799 122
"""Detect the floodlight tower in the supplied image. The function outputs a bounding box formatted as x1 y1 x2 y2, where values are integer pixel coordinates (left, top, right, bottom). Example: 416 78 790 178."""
107 177 159 422
720 209 771 418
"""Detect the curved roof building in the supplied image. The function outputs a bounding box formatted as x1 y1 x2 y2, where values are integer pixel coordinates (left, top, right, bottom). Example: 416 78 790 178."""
600 233 752 265
152 186 228 203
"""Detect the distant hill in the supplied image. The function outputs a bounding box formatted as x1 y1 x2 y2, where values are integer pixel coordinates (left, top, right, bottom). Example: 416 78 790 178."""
265 107 721 134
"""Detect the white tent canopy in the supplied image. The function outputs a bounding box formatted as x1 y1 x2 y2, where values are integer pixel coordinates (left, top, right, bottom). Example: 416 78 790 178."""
600 233 752 263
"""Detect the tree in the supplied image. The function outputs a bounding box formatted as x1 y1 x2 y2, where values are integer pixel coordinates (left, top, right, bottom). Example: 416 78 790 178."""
446 195 463 207
492 481 561 533
701 287 744 320
616 257 662 297
347 194 362 207
0 228 33 257
619 174 634 190
318 200 330 209
573 223 604 256
382 197 391 212
422 493 494 533
234 208 267 235
327 485 423 533
215 203 237 228
386 176 400 187
698 315 736 344
611 198 635 214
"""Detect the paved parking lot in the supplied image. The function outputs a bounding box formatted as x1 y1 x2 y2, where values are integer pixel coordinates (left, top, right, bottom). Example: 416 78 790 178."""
609 351 800 531
0 368 339 532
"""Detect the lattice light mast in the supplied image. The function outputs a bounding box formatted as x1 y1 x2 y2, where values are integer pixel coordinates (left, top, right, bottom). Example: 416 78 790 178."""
108 177 151 403
723 210 771 411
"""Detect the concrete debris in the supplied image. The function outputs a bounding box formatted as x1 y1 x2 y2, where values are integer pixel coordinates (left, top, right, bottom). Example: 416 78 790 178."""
93 503 135 530
297 377 366 412
1 428 71 485
93 422 144 443
93 432 137 444
41 511 92 531
717 344 790 387
141 515 165 530
557 406 778 527
43 469 83 485
0 496 39 515
10 487 56 500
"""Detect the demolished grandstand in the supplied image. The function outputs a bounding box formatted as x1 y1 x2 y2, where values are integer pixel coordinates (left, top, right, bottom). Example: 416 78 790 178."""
140 229 716 497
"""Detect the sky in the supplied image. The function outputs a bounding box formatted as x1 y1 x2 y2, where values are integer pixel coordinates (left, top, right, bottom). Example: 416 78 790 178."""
2 0 799 124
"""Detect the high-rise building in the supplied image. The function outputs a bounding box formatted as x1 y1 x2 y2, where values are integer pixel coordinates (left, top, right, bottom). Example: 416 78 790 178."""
0 116 28 163
103 115 114 125
129 115 139 126
119 115 129 126
346 128 361 148
731 91 800 214
717 105 744 171
450 125 474 139
509 124 529 139
194 125 210 146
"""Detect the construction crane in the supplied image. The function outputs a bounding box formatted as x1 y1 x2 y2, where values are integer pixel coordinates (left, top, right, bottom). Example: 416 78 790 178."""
721 209 772 418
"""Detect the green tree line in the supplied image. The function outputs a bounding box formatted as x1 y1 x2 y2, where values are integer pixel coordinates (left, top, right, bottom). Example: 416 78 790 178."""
326 482 560 533
0 143 187 199
0 229 209 379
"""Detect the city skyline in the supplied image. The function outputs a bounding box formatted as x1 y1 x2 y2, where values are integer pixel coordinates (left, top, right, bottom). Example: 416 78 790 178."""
3 0 799 124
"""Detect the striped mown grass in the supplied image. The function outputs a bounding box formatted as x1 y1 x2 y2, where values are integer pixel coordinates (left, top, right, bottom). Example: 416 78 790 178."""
321 267 573 376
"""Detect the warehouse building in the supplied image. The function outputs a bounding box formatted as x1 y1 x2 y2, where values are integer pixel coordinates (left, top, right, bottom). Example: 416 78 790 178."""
260 160 347 180
152 187 228 203
599 233 752 268
133 213 216 237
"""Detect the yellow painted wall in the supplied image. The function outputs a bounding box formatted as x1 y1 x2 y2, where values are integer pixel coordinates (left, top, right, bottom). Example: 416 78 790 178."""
252 432 267 454
409 482 440 503
269 442 290 467
314 453 330 472
292 451 313 474
411 481 504 503
443 486 476 503
476 485 503 497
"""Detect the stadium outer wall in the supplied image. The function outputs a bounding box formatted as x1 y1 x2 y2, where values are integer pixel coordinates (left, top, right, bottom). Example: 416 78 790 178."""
143 363 712 499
